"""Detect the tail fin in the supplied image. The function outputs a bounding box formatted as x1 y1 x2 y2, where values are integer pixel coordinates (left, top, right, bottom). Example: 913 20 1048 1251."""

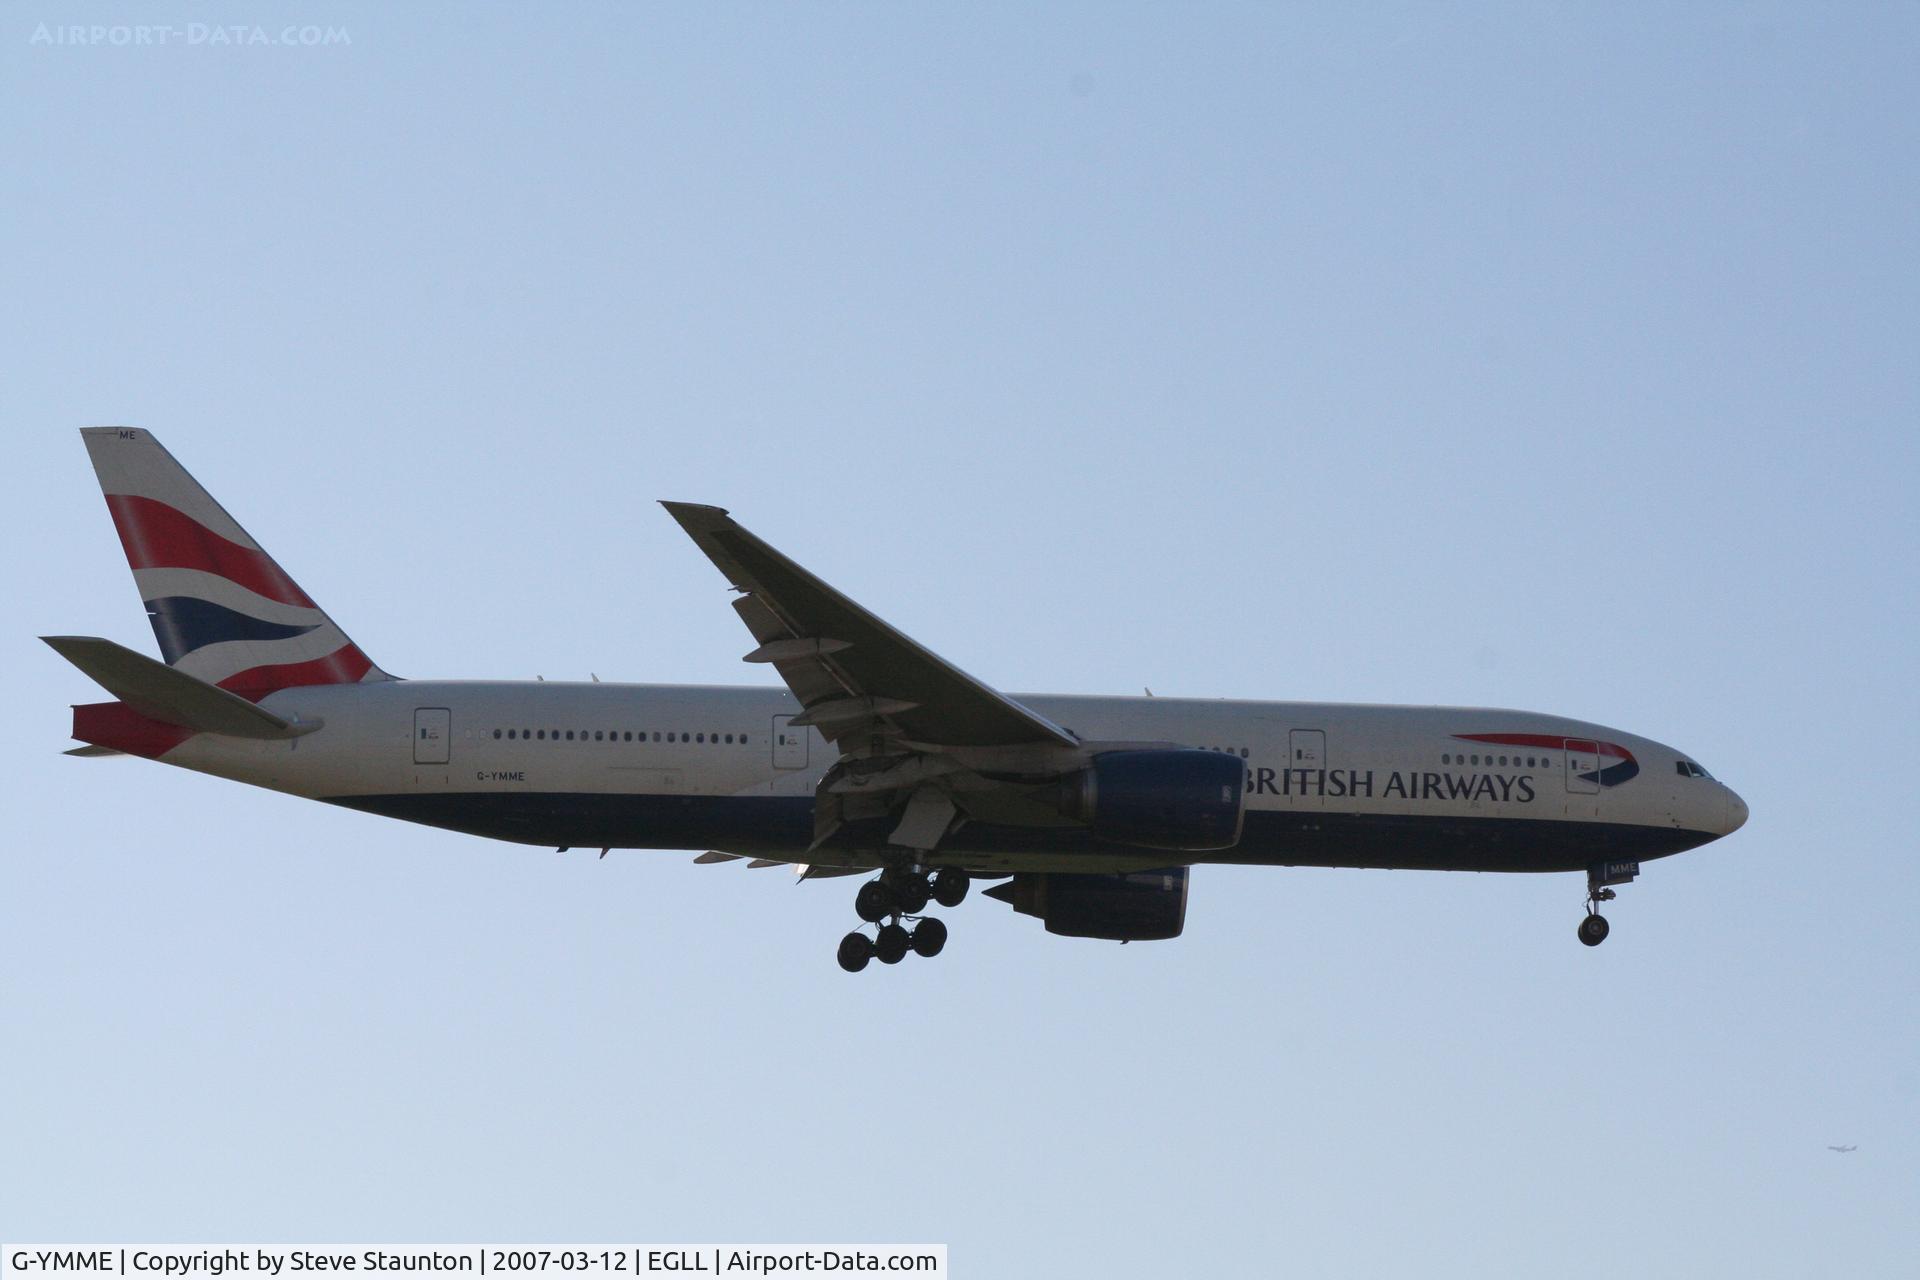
80 426 393 696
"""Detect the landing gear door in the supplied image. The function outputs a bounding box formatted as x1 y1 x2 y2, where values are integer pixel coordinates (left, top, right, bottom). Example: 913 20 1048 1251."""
414 707 451 765
772 715 808 769
1565 739 1601 794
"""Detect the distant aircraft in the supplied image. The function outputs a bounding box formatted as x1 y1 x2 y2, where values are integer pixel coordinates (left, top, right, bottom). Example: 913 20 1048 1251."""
1828 1145 1858 1153
45 428 1749 970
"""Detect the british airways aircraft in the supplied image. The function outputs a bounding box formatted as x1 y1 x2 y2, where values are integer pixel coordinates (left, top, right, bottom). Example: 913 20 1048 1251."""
47 428 1747 970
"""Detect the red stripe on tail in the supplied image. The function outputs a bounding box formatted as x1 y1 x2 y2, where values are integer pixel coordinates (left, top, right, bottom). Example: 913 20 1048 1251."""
71 701 194 758
105 493 317 608
217 644 373 699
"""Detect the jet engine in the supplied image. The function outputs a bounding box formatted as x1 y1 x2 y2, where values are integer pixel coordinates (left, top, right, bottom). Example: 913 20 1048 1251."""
1058 749 1245 851
985 867 1190 941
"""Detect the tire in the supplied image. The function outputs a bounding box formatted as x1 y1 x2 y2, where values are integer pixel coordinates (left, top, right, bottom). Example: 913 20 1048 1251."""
855 880 893 923
1578 914 1610 947
837 932 873 972
891 874 931 915
874 922 911 964
930 868 970 909
910 917 948 958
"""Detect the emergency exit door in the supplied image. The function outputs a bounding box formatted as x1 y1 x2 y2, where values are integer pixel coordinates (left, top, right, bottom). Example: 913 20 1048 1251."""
414 707 451 765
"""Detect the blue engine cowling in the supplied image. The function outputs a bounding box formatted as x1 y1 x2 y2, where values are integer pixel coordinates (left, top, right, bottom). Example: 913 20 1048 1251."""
985 867 1190 941
1062 749 1246 851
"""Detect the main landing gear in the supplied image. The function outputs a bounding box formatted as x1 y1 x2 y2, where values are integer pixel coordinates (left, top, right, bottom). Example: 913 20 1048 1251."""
1578 859 1639 947
837 866 969 972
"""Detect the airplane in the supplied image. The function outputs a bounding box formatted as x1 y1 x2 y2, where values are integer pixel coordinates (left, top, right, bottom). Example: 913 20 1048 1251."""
45 427 1749 971
1828 1146 1858 1153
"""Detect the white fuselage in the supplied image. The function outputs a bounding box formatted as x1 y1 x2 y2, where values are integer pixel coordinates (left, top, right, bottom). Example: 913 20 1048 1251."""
152 679 1743 875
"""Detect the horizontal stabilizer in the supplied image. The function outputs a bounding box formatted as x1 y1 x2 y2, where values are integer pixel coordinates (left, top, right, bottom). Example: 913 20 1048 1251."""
42 635 315 740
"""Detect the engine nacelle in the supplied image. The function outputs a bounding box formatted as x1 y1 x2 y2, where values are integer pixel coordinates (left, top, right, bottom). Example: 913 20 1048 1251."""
1060 749 1246 851
986 867 1190 941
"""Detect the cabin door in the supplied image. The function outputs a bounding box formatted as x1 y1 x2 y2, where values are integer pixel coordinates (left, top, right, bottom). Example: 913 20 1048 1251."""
1289 729 1325 769
772 715 809 769
1564 739 1601 794
414 707 451 765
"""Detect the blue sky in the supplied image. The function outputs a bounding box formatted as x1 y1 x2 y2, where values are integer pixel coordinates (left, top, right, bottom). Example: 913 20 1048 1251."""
3 4 1915 1274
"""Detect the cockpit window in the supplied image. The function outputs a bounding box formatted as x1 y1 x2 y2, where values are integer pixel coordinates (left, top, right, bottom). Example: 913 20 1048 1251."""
1675 760 1714 780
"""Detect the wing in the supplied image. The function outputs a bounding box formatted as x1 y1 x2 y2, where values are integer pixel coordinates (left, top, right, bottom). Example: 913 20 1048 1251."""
664 503 1096 855
661 503 1076 750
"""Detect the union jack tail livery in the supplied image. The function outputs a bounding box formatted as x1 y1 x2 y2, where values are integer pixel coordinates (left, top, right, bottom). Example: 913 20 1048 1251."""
80 426 391 696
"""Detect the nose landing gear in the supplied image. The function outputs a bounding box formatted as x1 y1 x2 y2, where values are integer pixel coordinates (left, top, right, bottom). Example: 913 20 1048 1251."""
836 866 969 971
1578 859 1639 947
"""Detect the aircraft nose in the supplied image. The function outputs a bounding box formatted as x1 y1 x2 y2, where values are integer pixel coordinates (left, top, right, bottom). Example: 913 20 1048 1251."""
1723 787 1749 835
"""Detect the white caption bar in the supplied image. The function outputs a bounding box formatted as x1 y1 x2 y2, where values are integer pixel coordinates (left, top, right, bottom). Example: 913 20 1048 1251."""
2 1248 946 1280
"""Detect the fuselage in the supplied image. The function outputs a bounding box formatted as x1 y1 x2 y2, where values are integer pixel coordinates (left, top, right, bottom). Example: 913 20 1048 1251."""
158 678 1747 876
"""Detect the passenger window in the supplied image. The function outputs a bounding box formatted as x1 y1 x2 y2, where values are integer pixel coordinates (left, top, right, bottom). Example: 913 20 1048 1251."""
537 730 546 740
493 729 502 740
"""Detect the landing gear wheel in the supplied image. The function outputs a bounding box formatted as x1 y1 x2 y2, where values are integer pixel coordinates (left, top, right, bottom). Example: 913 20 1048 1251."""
1578 914 1610 947
837 931 874 972
930 868 970 908
874 923 911 964
888 872 931 915
910 917 948 958
855 880 893 923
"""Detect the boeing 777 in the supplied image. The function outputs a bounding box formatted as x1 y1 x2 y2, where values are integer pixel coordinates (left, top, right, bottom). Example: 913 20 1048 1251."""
46 428 1748 970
